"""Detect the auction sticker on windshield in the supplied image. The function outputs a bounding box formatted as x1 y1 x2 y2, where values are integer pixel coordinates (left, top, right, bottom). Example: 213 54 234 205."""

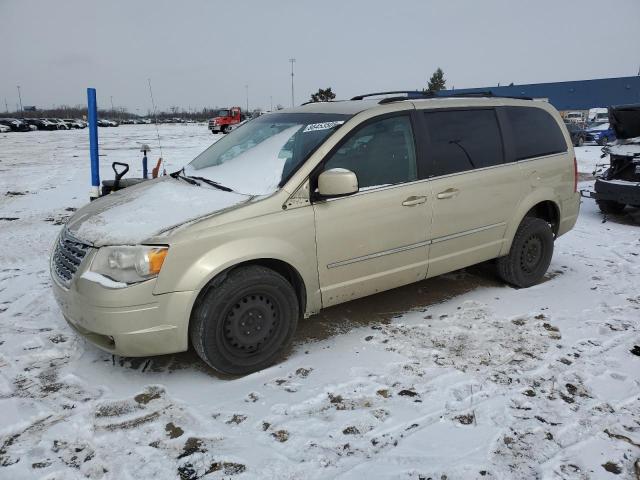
303 121 345 133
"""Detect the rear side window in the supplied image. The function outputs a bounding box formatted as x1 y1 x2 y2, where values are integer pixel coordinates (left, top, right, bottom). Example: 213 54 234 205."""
423 109 504 177
503 106 567 160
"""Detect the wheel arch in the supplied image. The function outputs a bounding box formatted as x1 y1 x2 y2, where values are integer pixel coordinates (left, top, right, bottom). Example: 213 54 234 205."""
499 196 561 257
189 257 308 326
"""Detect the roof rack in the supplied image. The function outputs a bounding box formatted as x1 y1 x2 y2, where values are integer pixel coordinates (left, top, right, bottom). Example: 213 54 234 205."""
350 91 428 101
350 90 533 104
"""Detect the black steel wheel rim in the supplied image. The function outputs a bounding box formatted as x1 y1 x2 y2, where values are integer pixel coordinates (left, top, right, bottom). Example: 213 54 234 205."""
221 293 279 357
521 235 543 274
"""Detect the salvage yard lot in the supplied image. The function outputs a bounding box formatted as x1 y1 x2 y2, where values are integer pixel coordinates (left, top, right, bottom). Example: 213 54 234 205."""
0 125 639 479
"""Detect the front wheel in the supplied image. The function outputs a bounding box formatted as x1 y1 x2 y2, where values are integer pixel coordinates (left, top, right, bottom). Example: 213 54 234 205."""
190 266 299 375
497 217 554 288
576 136 584 147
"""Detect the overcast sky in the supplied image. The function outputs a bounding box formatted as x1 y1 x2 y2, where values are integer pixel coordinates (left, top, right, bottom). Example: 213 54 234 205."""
2 0 639 113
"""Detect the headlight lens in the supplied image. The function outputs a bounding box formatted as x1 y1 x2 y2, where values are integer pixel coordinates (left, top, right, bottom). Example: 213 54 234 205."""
90 245 168 284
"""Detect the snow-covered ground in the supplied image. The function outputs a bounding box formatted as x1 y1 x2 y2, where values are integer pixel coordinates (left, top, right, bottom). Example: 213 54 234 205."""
0 126 639 479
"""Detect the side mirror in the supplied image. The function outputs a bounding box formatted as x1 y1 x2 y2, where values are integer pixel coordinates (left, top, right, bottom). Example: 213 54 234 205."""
317 168 358 198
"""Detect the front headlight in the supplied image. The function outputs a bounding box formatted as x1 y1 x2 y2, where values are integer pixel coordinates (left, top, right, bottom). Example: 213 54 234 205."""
90 245 168 284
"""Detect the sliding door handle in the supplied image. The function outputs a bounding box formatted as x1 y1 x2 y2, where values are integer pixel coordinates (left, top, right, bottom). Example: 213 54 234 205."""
402 195 427 206
436 188 459 199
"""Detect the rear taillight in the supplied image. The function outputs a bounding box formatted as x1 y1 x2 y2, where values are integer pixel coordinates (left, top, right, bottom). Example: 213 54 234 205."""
573 156 578 192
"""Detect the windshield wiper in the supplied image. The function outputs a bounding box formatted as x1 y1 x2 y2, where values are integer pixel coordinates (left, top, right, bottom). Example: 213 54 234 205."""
188 176 233 192
170 169 201 186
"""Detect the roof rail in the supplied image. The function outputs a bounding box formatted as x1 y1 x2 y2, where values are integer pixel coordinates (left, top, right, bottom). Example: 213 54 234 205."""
351 90 533 104
350 91 430 101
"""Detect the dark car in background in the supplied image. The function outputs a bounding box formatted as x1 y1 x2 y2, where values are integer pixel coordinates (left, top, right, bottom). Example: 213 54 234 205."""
582 104 640 214
25 118 58 130
566 122 586 147
0 118 31 132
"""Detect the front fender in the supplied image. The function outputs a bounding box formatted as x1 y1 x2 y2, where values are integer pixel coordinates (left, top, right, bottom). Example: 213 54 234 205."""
153 211 321 315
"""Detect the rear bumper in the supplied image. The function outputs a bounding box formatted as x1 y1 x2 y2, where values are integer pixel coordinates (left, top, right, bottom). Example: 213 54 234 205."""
51 271 195 357
582 178 640 205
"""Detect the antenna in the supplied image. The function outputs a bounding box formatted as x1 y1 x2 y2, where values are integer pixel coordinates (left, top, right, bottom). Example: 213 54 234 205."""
147 78 165 173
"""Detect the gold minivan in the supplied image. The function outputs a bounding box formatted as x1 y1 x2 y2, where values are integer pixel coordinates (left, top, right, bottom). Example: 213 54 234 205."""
51 94 580 374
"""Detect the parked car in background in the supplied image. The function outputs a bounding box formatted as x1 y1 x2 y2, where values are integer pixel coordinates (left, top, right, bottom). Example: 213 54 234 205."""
564 111 584 123
585 122 616 145
588 107 609 124
0 118 31 132
582 104 640 213
566 122 586 146
0 124 10 133
63 119 86 129
25 118 58 130
44 118 69 130
97 119 119 127
51 94 580 374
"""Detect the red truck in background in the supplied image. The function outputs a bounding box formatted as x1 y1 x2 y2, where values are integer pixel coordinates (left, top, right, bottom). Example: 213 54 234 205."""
208 106 244 134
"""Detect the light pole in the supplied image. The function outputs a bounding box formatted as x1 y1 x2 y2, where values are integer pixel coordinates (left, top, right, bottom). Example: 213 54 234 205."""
16 85 23 114
245 84 249 114
289 58 296 107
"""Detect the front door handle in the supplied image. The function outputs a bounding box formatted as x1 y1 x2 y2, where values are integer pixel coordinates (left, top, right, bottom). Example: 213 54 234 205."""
436 188 459 200
402 195 427 206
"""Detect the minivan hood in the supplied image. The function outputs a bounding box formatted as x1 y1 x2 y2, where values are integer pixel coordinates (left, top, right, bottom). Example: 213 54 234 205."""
67 176 251 246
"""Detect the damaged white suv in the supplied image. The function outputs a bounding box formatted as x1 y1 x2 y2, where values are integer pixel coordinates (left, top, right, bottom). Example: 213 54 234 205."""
51 93 580 374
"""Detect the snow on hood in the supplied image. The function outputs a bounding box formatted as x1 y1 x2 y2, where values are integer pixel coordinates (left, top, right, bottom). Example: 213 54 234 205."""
67 177 250 246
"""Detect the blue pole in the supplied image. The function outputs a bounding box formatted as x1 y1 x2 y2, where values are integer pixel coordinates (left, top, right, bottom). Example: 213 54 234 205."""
87 88 100 200
142 152 148 179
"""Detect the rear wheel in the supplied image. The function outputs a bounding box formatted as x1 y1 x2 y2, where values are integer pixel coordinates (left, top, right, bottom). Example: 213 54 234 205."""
497 217 554 288
576 136 584 147
596 199 626 214
598 136 608 146
190 266 299 375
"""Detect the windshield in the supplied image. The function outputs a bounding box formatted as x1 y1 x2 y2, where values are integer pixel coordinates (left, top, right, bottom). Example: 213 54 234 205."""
217 110 230 117
185 112 351 195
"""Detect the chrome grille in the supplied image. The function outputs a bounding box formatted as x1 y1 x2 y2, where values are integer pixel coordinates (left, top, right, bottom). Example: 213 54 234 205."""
52 229 90 286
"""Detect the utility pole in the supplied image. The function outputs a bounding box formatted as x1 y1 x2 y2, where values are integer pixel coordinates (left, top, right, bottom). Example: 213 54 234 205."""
270 95 273 111
289 58 296 107
245 84 249 114
4 98 8 113
16 85 23 114
110 96 115 112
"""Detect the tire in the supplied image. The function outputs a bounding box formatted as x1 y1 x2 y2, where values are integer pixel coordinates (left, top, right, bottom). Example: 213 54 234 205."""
598 136 608 146
596 199 626 214
576 136 584 147
222 125 231 134
190 265 299 375
497 217 554 288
